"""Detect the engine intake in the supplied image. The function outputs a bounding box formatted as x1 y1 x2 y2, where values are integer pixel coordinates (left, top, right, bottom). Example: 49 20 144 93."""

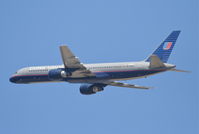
80 84 105 95
48 69 70 80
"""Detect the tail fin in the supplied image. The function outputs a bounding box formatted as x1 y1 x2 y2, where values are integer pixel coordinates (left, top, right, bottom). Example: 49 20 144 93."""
145 31 181 63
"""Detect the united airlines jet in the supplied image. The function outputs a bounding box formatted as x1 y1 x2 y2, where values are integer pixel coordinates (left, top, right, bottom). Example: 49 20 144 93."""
10 31 188 95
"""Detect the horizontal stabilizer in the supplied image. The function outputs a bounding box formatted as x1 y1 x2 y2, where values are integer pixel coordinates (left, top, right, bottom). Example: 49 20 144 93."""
149 55 165 68
169 68 190 73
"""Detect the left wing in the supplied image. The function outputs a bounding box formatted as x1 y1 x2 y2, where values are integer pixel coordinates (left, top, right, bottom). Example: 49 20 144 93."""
101 81 152 89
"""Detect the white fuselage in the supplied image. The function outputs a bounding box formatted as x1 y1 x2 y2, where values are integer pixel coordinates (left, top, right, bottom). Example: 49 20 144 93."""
10 61 174 84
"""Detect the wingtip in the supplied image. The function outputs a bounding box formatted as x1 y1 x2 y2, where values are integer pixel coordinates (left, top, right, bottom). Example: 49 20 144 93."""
149 86 155 89
60 45 68 48
143 86 154 89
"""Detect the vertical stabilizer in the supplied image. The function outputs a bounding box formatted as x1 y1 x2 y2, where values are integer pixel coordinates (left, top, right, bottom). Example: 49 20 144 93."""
145 31 181 63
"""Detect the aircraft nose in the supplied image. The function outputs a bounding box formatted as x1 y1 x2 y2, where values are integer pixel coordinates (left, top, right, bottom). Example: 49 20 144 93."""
9 76 17 83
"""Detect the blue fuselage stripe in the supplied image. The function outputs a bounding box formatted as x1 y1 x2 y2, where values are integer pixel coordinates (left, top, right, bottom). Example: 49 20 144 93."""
10 69 165 83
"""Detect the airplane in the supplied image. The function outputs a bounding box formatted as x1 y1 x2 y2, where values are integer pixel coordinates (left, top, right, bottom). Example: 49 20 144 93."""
10 31 188 95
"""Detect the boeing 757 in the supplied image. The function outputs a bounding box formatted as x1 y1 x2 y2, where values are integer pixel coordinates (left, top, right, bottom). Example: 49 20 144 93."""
10 31 187 95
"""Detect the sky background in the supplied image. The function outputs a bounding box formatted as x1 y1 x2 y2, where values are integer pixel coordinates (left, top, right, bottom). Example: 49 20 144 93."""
0 0 198 134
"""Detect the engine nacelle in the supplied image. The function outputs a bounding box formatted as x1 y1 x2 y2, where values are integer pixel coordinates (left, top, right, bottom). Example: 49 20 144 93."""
80 84 105 95
48 69 70 80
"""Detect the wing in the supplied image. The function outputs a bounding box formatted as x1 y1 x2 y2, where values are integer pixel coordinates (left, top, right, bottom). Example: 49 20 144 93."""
101 81 152 89
60 45 95 77
60 45 85 69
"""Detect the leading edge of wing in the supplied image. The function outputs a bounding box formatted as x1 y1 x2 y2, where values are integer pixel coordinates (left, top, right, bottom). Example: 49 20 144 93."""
101 81 152 89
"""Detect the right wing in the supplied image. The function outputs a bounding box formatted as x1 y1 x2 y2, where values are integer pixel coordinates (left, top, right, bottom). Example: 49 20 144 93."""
60 45 95 77
101 81 152 90
60 45 85 69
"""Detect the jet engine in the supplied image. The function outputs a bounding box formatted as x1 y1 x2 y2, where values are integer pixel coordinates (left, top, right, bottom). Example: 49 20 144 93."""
80 84 105 95
48 69 71 80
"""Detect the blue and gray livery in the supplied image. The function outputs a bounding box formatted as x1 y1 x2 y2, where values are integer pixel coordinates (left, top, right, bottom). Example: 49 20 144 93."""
10 31 188 95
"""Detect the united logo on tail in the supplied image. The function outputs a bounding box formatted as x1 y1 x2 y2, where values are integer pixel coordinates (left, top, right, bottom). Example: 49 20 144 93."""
163 42 173 50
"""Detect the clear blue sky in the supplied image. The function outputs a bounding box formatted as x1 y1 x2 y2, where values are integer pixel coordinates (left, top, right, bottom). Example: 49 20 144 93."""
0 0 198 134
